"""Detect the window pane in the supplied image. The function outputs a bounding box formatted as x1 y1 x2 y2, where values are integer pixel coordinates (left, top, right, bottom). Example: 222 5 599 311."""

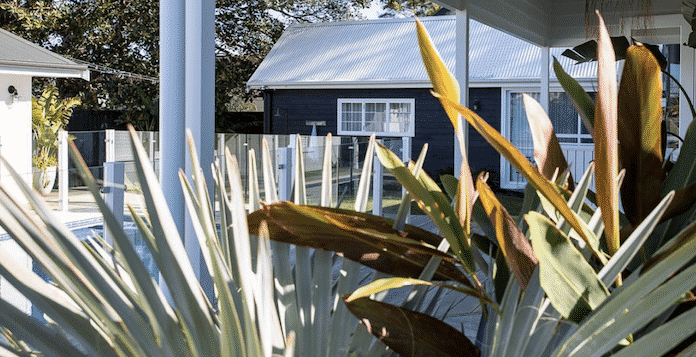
549 92 578 136
389 102 411 133
342 102 362 132
365 103 386 132
509 92 537 183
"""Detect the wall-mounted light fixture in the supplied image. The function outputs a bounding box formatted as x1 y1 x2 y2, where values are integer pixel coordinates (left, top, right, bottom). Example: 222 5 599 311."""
8 86 18 103
472 100 481 112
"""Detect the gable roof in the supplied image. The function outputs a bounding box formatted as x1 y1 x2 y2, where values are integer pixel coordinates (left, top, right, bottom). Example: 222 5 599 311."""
0 27 89 80
247 16 597 90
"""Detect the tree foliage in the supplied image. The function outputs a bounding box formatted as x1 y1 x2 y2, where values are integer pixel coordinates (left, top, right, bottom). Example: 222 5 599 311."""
0 0 438 129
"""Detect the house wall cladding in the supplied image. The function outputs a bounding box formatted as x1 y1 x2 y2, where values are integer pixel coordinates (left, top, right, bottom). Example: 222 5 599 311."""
265 87 501 182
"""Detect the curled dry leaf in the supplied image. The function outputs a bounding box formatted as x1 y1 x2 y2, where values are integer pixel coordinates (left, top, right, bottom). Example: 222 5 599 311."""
247 202 473 287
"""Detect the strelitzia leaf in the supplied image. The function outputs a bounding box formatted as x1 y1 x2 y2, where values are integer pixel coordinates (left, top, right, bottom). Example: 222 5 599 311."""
617 44 664 227
523 93 572 190
345 277 496 309
415 18 460 132
375 141 476 276
247 202 472 286
554 57 594 132
432 93 598 261
477 176 538 289
344 297 479 357
527 212 609 323
594 11 620 254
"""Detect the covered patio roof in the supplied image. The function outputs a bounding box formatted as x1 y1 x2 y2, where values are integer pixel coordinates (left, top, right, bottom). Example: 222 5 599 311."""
433 0 682 47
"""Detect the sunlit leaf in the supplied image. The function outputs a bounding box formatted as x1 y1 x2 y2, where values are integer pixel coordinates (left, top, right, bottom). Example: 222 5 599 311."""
247 202 473 286
415 18 460 131
375 142 476 275
527 212 609 323
594 11 620 254
477 176 538 289
345 277 495 309
523 93 572 190
617 44 664 227
431 93 597 260
344 297 479 357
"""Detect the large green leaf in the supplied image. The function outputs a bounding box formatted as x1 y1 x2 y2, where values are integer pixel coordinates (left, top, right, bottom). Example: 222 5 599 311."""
527 212 609 323
553 58 595 133
432 93 597 260
375 141 476 276
247 202 473 286
617 45 664 227
344 297 479 357
594 11 620 254
477 176 538 289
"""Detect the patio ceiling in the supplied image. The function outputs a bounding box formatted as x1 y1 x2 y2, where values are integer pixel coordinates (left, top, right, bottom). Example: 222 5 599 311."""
432 0 682 46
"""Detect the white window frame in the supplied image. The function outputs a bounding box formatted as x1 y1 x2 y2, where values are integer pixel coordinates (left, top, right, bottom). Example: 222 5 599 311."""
337 98 415 137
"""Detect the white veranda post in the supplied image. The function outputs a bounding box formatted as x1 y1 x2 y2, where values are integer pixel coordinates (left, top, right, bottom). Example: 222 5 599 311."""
454 8 469 178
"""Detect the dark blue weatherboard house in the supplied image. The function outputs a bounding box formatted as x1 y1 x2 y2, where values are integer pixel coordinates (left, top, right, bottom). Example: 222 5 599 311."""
247 16 598 189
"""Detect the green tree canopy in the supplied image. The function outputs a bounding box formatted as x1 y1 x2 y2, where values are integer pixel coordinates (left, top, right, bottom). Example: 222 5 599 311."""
0 0 438 130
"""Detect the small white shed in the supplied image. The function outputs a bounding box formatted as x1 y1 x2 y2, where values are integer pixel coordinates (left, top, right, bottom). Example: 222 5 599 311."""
0 28 89 204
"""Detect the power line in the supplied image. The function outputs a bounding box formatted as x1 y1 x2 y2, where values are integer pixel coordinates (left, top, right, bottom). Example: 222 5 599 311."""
71 59 160 83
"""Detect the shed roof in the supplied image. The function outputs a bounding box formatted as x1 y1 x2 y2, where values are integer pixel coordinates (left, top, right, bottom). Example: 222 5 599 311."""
247 16 597 90
0 27 89 80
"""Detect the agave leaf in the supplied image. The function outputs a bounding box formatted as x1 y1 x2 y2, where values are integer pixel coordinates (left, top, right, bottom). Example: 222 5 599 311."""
374 141 476 275
610 305 696 357
321 133 333 208
432 93 598 261
617 45 664 227
248 148 262 212
393 145 428 231
554 219 696 356
3 148 155 355
127 126 220 355
563 252 696 357
489 274 522 357
647 119 696 256
207 227 246 357
553 57 595 132
344 297 479 357
294 134 307 205
523 93 572 190
527 212 609 323
0 299 87 357
597 192 673 286
355 135 376 212
477 176 538 289
68 147 184 356
247 202 473 286
0 244 115 356
262 137 280 204
594 11 620 254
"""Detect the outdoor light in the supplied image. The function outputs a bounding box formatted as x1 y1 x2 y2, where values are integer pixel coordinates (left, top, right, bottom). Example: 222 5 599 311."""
8 86 18 103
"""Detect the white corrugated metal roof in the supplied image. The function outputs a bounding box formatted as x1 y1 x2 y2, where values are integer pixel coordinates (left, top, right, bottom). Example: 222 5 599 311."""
247 16 598 90
0 27 89 80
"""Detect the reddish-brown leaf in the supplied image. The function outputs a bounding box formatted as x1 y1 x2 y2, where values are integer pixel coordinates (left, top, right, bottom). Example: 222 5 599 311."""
344 297 479 357
617 45 665 227
477 175 538 289
247 202 472 286
523 93 574 191
594 11 620 253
